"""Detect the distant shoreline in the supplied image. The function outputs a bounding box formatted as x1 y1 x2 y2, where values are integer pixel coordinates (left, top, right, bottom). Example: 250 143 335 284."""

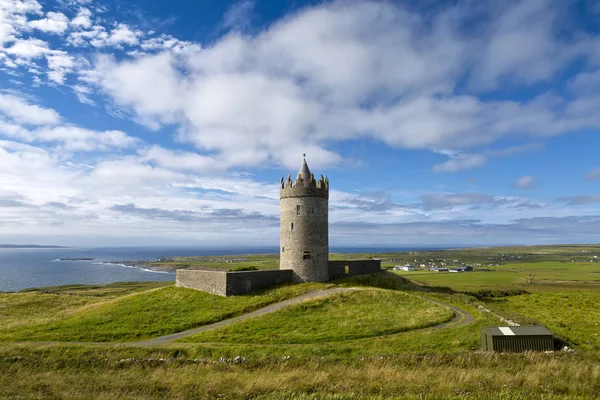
0 245 69 249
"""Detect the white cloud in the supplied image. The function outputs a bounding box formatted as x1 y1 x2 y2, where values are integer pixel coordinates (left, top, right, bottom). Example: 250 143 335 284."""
514 175 537 189
1 0 600 245
70 7 92 29
85 0 600 173
45 51 75 84
0 93 138 151
0 0 42 46
106 23 140 46
4 37 50 58
72 84 94 105
29 11 69 34
432 151 487 173
0 93 60 125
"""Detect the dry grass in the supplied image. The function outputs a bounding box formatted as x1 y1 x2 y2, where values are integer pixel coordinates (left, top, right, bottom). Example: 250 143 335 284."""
0 347 598 399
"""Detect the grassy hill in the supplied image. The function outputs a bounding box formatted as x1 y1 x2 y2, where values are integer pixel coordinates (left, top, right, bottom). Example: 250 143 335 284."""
1 244 599 399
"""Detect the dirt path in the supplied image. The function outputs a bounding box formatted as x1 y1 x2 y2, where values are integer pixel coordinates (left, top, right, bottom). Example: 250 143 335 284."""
3 288 474 347
419 296 473 330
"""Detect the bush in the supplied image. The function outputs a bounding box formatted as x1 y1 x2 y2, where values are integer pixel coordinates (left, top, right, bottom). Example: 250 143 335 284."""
473 288 530 300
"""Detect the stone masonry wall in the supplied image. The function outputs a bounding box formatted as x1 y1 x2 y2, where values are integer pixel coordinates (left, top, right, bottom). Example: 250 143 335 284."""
176 269 293 296
176 269 228 296
328 260 382 280
226 269 293 295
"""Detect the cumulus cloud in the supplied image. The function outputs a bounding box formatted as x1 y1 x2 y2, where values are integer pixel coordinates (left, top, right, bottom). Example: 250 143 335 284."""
514 175 537 189
1 0 600 246
29 11 69 34
0 93 60 125
81 0 600 173
70 7 92 29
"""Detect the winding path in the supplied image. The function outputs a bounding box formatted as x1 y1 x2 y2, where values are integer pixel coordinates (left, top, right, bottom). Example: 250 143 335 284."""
4 287 474 347
135 287 360 346
135 288 474 346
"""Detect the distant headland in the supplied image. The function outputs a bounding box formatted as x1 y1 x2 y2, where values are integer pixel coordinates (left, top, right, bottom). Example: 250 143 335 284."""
0 244 69 249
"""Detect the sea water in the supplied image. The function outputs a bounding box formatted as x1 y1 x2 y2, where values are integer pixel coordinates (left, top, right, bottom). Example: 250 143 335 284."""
0 246 442 292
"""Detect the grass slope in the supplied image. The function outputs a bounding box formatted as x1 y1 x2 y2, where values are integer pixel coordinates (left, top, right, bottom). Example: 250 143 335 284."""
0 346 598 399
182 289 454 344
0 282 332 342
484 290 600 352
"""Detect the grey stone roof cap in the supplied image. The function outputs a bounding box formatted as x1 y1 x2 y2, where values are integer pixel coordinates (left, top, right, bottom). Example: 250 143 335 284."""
298 158 311 181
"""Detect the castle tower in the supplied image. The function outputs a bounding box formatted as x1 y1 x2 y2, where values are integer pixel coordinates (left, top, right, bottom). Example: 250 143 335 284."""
280 157 329 282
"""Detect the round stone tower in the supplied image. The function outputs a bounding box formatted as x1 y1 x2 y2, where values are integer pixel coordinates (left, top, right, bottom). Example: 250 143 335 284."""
280 157 329 282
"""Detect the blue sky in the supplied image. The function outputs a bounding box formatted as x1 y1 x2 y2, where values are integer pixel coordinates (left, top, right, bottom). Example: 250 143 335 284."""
0 0 600 247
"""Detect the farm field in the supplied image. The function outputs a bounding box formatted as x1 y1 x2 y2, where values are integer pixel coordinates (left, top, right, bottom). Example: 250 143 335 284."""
485 290 600 352
394 262 600 291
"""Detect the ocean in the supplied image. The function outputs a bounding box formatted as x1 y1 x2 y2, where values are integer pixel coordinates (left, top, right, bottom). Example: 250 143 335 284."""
0 246 443 292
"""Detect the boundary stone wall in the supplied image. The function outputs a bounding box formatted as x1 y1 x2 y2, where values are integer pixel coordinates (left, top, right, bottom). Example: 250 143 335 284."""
176 269 293 297
176 270 228 296
176 260 381 296
328 260 382 280
225 269 293 295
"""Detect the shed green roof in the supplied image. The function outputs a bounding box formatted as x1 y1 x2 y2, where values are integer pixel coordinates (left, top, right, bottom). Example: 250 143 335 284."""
482 326 552 336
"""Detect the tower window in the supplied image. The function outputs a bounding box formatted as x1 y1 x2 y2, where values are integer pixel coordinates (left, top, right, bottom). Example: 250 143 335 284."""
290 222 294 230
296 205 301 216
303 251 311 260
282 247 285 253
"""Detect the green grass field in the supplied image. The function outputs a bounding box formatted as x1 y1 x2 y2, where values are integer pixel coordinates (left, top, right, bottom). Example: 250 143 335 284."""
0 282 332 342
182 289 454 344
1 245 600 399
395 262 600 291
484 290 600 352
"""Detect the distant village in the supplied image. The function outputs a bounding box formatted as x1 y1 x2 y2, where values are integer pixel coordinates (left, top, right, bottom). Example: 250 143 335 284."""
391 259 475 273
391 250 600 273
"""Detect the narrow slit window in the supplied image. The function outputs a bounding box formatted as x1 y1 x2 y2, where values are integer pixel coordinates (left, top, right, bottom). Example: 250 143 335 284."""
290 222 294 230
296 205 301 216
282 247 285 253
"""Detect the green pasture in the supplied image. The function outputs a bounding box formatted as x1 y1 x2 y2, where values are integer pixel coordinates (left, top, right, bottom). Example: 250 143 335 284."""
182 289 454 344
0 282 332 342
2 245 600 399
395 262 600 291
150 253 280 271
484 290 600 352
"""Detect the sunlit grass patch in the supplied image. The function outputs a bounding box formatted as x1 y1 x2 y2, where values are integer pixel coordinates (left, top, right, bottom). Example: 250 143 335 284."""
0 282 332 342
484 290 600 352
182 289 454 344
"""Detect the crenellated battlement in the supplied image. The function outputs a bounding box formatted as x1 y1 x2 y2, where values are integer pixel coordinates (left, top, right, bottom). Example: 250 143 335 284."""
280 173 329 199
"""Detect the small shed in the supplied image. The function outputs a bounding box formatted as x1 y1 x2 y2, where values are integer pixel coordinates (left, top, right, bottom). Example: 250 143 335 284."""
481 326 554 352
